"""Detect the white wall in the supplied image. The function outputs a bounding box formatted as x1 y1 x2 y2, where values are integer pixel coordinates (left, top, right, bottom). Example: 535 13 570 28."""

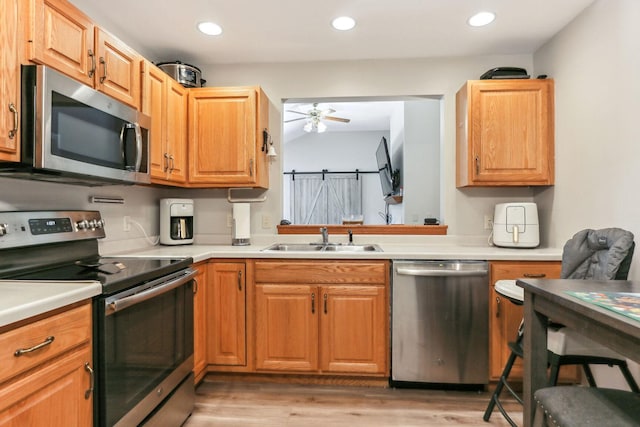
534 0 640 388
199 54 537 237
404 99 441 224
534 0 640 277
1 55 543 242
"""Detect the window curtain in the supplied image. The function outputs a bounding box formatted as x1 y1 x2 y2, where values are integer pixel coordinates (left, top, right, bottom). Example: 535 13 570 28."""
291 173 362 224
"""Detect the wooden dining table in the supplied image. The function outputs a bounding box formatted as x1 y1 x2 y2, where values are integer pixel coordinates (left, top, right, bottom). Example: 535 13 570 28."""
517 278 640 426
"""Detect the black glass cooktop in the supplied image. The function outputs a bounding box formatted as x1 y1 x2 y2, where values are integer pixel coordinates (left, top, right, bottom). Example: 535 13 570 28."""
6 256 193 296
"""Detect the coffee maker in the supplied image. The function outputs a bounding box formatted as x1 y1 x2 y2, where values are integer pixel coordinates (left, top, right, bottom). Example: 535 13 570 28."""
160 198 194 245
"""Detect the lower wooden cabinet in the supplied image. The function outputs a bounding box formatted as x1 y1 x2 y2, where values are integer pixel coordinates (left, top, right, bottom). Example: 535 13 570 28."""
193 261 208 383
254 260 388 376
489 261 579 383
207 262 246 367
0 302 93 426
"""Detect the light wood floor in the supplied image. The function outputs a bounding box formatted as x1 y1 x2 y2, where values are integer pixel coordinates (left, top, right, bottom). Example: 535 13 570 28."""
184 378 523 426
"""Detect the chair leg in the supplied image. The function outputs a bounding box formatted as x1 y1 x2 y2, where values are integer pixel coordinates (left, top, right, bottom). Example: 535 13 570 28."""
618 362 640 393
581 364 598 387
547 353 561 386
484 334 523 425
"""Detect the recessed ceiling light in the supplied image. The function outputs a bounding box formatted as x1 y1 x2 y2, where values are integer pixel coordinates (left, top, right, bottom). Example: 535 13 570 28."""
468 11 496 27
198 22 223 36
331 16 356 31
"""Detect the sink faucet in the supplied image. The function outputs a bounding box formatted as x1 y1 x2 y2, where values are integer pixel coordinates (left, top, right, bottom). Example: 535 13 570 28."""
319 227 329 245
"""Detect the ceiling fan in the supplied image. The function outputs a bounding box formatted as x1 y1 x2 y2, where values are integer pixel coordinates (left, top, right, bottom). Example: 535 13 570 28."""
285 103 351 133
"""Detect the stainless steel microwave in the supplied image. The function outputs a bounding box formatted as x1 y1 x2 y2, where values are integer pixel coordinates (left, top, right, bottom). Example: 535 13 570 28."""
0 65 150 186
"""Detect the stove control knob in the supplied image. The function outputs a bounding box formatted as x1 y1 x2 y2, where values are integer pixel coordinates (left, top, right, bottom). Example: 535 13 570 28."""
76 220 89 230
88 219 97 229
0 223 7 237
95 219 105 229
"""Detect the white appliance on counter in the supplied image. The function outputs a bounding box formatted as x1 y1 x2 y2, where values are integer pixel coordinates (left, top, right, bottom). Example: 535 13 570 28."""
160 198 194 245
492 202 540 248
232 203 251 246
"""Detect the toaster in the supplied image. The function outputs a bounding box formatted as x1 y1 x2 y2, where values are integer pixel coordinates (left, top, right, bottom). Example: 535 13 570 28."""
492 202 540 248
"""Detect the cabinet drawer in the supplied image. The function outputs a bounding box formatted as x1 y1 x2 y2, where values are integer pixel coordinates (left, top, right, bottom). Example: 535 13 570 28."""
255 260 387 284
0 302 91 384
490 261 561 282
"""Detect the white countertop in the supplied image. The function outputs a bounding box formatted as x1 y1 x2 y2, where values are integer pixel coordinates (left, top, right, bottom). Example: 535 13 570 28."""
1 235 561 330
107 237 563 264
0 280 102 328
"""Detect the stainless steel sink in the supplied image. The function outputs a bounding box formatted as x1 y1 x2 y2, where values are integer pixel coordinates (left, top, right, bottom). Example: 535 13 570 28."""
262 243 382 252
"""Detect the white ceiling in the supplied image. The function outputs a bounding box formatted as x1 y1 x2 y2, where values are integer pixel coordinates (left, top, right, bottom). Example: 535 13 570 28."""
69 0 594 66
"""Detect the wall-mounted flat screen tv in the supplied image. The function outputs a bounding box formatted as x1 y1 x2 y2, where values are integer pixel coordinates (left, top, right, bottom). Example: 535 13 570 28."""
376 136 394 197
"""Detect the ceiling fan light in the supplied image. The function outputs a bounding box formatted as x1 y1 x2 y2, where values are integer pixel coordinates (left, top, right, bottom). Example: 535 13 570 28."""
303 122 313 132
317 122 327 133
331 16 356 31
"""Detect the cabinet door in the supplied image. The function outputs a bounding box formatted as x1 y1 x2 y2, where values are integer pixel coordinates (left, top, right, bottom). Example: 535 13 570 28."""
165 79 188 183
207 263 246 366
457 79 554 186
319 285 387 375
188 87 258 186
142 61 168 180
255 284 318 372
0 0 21 161
95 28 141 109
193 262 207 383
0 346 93 426
30 0 95 86
489 261 580 383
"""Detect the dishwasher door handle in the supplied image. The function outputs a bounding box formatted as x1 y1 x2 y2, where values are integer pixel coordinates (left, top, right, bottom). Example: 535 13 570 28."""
395 267 488 277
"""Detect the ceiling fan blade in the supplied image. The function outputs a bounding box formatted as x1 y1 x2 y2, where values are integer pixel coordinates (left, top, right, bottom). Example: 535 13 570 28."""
324 116 351 123
285 110 309 116
284 117 307 123
320 108 336 115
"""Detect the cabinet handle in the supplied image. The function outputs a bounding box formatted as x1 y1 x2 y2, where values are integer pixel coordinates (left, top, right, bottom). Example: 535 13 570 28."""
84 362 94 399
99 57 107 83
496 296 501 318
163 153 170 172
169 154 175 173
523 273 546 278
237 270 242 291
88 49 96 77
475 156 480 175
193 277 198 294
14 336 55 357
8 103 18 139
323 293 328 314
311 293 315 314
249 158 254 177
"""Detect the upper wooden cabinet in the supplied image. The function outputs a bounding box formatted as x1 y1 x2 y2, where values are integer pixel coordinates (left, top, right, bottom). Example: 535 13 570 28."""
0 0 21 161
188 86 269 188
142 61 188 184
456 79 554 187
27 0 141 109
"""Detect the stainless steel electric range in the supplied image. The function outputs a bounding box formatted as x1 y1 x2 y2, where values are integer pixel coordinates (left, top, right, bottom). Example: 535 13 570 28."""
0 210 196 427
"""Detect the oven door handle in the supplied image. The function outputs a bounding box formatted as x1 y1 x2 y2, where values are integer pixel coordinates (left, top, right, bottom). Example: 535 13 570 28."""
106 268 197 315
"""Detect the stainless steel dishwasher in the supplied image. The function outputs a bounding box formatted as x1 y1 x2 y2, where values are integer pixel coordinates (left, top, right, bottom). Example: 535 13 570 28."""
391 260 489 386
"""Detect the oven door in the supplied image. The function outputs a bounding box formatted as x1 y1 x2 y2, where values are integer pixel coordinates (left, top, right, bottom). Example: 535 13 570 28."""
95 268 196 427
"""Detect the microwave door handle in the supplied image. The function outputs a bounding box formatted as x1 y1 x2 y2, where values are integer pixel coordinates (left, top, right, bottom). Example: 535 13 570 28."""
119 123 127 166
134 123 142 172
